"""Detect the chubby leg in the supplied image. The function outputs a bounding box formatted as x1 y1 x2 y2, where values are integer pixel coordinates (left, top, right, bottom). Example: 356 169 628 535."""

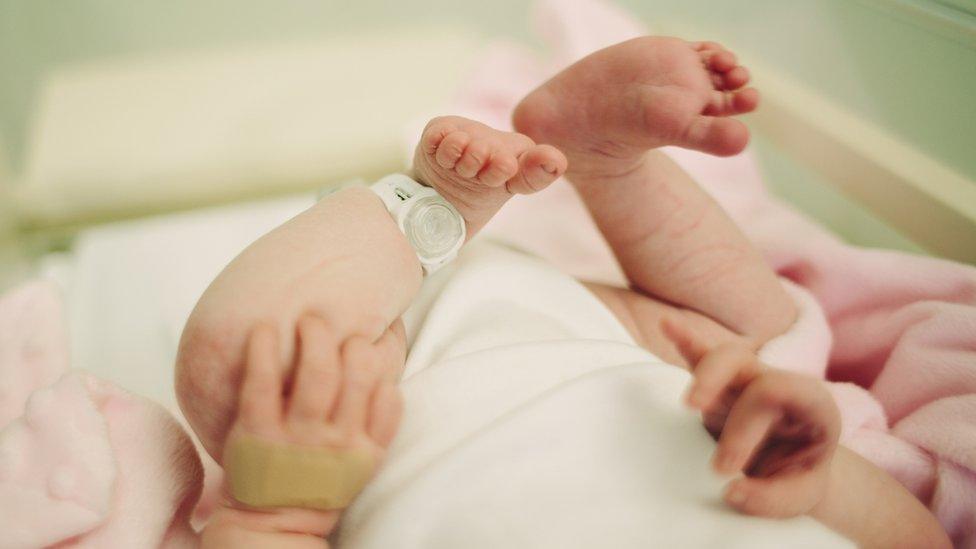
514 37 795 346
177 115 564 460
573 152 796 347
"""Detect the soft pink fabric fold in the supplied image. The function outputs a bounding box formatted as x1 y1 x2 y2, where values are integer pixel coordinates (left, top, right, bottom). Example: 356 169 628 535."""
0 281 203 548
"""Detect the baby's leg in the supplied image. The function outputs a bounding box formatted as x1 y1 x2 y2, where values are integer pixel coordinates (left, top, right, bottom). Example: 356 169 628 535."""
514 38 795 346
176 115 564 459
575 151 795 346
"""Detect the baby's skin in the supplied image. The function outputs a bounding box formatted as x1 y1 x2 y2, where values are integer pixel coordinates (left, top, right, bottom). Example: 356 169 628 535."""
184 37 951 548
201 317 404 546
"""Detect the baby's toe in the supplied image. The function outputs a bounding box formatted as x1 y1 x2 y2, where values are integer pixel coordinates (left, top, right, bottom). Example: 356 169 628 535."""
705 88 761 117
506 144 567 195
692 40 723 52
420 117 461 155
454 139 492 179
732 88 760 113
477 153 519 187
683 115 750 157
434 130 470 169
703 49 738 73
721 66 751 90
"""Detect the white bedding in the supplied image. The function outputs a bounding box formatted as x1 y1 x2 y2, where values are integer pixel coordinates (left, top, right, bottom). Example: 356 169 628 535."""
40 201 849 546
40 194 317 410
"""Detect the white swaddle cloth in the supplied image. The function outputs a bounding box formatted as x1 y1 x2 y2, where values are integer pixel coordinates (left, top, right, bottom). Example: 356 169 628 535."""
337 240 850 548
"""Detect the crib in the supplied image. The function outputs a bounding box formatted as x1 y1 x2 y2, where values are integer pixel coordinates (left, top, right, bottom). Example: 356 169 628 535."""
0 0 974 546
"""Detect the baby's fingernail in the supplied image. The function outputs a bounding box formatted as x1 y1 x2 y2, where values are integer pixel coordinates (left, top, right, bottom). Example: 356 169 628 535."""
713 452 737 475
725 485 747 506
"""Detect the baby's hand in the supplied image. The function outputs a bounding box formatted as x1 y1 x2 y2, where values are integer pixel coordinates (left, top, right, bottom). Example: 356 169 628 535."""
685 344 841 518
209 316 404 540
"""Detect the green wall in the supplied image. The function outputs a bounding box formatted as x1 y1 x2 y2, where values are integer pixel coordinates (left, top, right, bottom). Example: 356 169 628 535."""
0 0 541 175
615 0 974 253
620 0 976 183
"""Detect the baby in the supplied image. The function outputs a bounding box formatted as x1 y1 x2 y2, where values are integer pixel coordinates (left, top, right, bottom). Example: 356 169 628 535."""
179 37 951 547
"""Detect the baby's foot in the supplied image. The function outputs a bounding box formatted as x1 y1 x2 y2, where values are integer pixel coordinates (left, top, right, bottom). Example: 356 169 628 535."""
513 37 759 180
209 316 405 540
413 115 567 237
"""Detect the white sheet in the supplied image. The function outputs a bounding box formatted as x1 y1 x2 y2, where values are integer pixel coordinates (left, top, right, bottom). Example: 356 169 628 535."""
41 194 316 409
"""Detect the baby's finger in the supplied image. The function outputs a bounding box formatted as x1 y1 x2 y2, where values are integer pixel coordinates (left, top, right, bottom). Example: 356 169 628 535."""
367 382 404 446
373 318 407 382
287 315 341 424
333 337 383 432
239 323 283 431
686 343 759 411
713 378 782 475
724 467 826 518
757 371 842 450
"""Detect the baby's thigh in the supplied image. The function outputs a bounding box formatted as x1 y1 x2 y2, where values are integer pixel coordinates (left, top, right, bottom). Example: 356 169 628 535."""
175 319 248 462
584 282 747 369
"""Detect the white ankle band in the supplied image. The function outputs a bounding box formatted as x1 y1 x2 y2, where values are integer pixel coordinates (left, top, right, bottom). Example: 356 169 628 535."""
370 174 465 275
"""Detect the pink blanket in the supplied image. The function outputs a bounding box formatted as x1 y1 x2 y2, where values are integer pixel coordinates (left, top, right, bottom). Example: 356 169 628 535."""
0 280 203 548
455 0 976 544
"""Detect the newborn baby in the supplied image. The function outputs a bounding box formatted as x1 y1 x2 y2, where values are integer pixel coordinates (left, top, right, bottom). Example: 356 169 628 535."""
178 37 950 547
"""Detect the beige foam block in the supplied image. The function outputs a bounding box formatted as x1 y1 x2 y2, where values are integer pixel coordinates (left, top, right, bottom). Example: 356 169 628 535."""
16 26 479 227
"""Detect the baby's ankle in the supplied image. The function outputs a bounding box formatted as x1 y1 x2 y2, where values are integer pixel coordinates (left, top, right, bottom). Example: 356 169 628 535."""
568 152 650 189
410 116 566 238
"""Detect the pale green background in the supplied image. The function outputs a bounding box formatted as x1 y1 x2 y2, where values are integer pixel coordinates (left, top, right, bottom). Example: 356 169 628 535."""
1 0 974 256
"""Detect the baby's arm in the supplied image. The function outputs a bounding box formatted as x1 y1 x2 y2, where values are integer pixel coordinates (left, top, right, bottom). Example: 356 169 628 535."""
687 344 951 548
571 150 796 346
812 446 951 549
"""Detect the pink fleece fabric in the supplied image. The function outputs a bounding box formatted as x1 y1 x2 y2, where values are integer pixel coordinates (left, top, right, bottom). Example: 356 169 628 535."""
447 0 975 544
0 281 203 548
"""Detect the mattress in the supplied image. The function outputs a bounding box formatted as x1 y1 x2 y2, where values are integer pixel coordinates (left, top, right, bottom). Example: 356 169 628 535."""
40 193 318 409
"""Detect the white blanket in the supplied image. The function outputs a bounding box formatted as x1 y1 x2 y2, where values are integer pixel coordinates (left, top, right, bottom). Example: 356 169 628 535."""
338 241 850 548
